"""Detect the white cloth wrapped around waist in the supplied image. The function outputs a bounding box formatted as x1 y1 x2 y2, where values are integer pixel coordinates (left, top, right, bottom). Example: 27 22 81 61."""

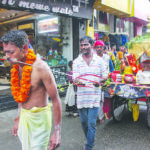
18 103 52 150
65 83 75 106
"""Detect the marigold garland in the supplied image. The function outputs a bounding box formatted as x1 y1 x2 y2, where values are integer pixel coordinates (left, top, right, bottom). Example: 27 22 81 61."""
11 49 36 103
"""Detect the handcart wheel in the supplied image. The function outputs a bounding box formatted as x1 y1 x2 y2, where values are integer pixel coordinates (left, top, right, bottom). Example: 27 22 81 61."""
146 99 150 128
111 96 127 122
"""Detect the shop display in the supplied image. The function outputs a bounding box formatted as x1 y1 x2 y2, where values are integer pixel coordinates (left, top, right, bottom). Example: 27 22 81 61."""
46 49 68 88
51 65 67 85
48 49 53 61
35 15 70 96
46 47 68 94
51 65 68 96
46 48 67 67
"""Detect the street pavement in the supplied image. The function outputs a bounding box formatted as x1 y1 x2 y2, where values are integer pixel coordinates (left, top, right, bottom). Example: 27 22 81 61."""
0 97 150 150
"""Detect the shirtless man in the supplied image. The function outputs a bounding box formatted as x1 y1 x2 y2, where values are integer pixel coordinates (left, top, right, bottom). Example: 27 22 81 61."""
1 30 62 150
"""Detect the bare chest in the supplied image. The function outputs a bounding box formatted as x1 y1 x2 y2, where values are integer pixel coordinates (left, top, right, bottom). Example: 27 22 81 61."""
19 68 43 91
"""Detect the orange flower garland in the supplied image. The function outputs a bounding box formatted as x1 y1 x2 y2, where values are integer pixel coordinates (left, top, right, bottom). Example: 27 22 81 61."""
11 49 36 103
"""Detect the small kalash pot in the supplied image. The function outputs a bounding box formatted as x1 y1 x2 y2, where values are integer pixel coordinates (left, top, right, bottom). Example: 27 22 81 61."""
124 74 135 84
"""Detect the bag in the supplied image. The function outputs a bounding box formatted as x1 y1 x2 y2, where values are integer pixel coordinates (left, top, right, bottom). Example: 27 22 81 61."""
65 84 75 106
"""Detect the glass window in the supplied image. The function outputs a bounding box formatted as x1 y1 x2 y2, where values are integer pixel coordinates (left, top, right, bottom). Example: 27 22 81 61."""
35 14 61 60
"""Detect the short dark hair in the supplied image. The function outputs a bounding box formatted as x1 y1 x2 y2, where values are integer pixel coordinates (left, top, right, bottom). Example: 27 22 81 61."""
111 44 116 49
104 46 107 50
80 36 94 46
104 41 110 46
1 30 29 50
68 60 73 68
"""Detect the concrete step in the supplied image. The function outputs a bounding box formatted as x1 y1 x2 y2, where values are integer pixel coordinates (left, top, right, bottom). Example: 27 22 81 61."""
0 97 17 112
0 87 11 97
0 96 14 103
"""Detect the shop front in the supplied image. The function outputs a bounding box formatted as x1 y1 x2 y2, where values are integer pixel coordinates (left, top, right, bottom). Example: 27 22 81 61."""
93 0 133 50
0 0 94 97
122 0 150 36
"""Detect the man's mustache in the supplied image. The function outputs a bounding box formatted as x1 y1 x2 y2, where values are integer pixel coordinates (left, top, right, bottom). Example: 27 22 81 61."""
97 50 103 54
81 48 86 51
81 49 90 55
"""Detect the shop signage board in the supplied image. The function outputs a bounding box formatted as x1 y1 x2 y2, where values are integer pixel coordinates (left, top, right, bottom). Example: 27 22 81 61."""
101 0 130 14
18 23 34 30
98 23 109 32
94 0 132 18
0 0 93 19
37 17 59 34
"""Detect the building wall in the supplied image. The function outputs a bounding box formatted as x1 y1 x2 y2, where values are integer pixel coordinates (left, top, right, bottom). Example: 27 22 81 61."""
61 17 73 62
109 14 115 33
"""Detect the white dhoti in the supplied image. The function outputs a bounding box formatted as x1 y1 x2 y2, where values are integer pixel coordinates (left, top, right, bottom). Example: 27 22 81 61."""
65 84 75 106
99 90 104 120
18 103 52 150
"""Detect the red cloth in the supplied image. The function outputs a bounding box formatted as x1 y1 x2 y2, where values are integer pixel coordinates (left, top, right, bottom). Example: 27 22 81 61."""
94 40 105 47
103 98 112 119
103 98 111 113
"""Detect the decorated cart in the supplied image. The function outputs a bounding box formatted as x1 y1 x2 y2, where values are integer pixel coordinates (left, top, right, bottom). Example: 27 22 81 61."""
103 83 150 126
103 16 150 127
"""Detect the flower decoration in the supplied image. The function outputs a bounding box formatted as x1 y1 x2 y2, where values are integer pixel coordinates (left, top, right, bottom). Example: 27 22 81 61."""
126 54 138 74
11 49 36 103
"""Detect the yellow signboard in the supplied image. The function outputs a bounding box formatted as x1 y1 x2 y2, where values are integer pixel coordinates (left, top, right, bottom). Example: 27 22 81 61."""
101 0 130 14
86 20 94 39
18 23 34 30
94 0 133 18
98 23 109 32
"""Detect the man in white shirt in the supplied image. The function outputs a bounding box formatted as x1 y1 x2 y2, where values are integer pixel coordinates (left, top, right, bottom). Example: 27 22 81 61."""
73 36 107 150
94 40 110 124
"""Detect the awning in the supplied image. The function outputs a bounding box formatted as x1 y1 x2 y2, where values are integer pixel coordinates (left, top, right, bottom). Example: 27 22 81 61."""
122 17 147 26
123 0 149 25
93 0 132 18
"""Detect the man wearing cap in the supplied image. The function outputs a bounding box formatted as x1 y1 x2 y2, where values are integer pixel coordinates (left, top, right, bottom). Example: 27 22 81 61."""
94 40 114 74
94 40 114 124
